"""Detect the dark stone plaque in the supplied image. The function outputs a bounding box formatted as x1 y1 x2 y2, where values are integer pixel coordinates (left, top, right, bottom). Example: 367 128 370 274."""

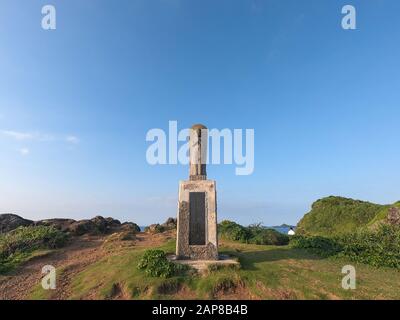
189 192 206 245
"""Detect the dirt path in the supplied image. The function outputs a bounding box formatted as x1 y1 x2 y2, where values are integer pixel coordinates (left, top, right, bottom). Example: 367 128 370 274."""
0 236 107 300
135 230 175 248
0 231 173 300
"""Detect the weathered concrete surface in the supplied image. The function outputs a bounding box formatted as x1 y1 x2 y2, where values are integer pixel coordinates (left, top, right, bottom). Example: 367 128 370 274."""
176 180 218 260
189 124 207 181
168 254 239 274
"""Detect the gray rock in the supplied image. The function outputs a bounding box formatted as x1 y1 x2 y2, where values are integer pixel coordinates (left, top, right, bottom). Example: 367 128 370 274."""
69 220 97 236
121 222 141 233
162 217 177 229
90 216 108 233
0 212 141 238
145 223 164 234
35 219 76 232
0 214 33 233
105 217 121 226
68 216 135 236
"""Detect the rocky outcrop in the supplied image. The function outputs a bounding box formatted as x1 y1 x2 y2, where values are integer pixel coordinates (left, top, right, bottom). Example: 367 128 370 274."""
35 219 76 232
68 220 97 236
162 217 177 229
145 218 177 234
145 224 164 234
0 213 140 237
65 216 129 236
0 214 33 233
121 222 141 233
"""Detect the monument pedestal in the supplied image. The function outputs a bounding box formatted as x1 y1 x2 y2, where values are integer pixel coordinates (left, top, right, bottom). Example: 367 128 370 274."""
168 254 239 274
176 179 218 260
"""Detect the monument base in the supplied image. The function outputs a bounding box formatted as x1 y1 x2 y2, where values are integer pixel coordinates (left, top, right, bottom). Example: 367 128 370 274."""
168 254 239 274
176 180 218 260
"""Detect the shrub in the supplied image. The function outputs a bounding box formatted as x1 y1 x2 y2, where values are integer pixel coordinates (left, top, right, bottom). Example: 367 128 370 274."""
337 224 400 268
290 224 400 268
290 235 342 257
137 249 187 278
218 220 289 245
0 226 68 273
247 224 289 246
218 221 251 242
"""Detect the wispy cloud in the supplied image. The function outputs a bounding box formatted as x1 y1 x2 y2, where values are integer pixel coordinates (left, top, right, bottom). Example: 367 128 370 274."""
65 135 79 144
1 130 55 142
2 130 35 141
18 147 30 156
1 130 79 143
1 129 80 155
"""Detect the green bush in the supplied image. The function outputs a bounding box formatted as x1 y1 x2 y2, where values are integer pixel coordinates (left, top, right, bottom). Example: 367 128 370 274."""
247 224 289 246
290 235 342 257
137 249 187 278
291 224 400 268
218 221 289 246
337 224 400 268
0 226 68 273
218 221 252 242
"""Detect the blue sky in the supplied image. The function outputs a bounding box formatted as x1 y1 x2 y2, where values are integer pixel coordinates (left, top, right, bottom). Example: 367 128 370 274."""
1 0 400 226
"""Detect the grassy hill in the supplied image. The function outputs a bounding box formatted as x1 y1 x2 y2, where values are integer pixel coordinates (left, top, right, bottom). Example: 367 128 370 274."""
1 224 399 299
296 196 394 236
27 234 400 300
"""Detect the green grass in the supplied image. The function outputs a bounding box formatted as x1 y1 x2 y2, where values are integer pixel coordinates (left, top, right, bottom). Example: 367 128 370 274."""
296 196 388 236
0 226 67 274
220 242 400 299
29 238 400 300
368 202 400 227
0 249 54 275
29 264 67 300
69 240 181 300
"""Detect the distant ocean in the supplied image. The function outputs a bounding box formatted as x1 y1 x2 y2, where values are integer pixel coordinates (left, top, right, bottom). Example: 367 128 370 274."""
269 226 296 235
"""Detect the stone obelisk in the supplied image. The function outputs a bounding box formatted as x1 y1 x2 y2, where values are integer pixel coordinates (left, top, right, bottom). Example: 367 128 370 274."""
176 124 218 260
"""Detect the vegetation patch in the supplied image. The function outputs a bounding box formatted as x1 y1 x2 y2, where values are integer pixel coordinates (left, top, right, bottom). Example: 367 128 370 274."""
137 249 188 278
156 278 182 295
0 226 67 274
296 196 387 236
368 202 400 227
290 235 342 257
213 277 238 296
39 236 400 300
219 221 289 245
207 262 241 273
291 224 400 268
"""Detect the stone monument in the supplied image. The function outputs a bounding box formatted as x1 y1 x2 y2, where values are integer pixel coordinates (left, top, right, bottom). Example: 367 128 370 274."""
176 124 218 260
